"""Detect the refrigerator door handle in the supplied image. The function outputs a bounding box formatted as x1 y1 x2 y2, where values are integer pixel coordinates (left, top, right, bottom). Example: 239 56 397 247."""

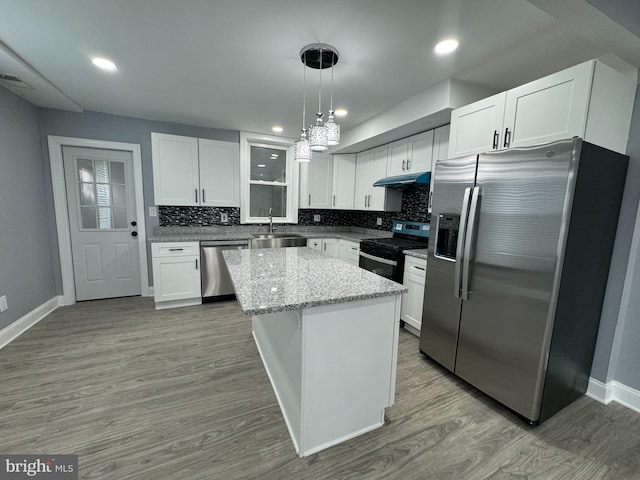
462 186 481 300
454 187 472 298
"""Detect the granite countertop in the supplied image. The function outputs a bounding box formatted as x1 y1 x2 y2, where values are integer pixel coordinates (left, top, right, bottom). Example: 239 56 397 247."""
223 247 406 316
148 226 392 243
404 248 429 260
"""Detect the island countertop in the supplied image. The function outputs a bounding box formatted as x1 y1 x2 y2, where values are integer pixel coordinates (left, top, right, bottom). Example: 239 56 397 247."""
223 247 406 316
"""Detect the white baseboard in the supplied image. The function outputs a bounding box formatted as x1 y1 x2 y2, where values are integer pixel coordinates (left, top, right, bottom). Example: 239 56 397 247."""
586 377 640 413
148 286 155 297
0 296 63 350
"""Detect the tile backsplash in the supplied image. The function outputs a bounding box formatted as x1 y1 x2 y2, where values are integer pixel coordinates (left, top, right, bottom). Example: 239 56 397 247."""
159 186 430 230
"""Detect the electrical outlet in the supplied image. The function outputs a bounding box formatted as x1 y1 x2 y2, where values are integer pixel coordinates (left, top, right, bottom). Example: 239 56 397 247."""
377 217 383 226
0 295 7 313
313 214 321 222
149 206 158 217
220 212 228 223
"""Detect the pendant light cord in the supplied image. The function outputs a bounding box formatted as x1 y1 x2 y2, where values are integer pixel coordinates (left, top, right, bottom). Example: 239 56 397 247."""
330 57 334 111
318 48 323 116
302 51 306 130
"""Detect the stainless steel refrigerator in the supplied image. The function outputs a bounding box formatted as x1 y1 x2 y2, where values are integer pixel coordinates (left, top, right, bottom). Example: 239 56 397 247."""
420 137 628 423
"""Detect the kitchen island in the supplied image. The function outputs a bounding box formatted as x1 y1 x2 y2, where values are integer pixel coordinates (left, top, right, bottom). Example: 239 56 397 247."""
223 247 406 457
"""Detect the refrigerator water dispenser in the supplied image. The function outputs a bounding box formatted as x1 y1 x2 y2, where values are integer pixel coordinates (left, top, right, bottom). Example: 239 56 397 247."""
435 214 459 260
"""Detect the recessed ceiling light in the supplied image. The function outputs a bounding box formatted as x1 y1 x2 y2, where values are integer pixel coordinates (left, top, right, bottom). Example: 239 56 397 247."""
272 126 284 133
334 109 348 117
434 39 459 55
257 164 266 167
271 154 279 158
91 57 118 71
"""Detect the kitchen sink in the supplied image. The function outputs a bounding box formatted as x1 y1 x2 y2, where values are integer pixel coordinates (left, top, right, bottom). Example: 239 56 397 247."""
252 233 303 239
251 234 307 249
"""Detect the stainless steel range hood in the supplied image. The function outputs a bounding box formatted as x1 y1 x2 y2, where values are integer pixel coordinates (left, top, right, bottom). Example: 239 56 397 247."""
373 171 431 189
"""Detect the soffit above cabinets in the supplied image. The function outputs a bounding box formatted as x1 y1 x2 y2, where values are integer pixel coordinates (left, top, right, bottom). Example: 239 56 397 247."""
0 0 636 138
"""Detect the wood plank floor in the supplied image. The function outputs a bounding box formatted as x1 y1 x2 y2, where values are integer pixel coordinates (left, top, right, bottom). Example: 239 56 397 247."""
1 296 639 479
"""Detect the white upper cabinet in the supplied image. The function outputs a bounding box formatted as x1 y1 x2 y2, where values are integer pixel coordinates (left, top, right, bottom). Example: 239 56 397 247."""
502 61 592 149
387 131 435 176
448 60 636 157
355 146 401 212
198 139 240 207
151 133 200 206
299 153 333 209
152 132 239 207
332 154 356 210
368 146 390 210
429 124 450 213
448 93 506 158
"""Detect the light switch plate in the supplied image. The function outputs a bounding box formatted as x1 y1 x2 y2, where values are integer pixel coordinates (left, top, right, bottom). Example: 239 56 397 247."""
149 206 158 217
313 214 321 222
0 295 7 313
377 217 383 226
221 212 228 222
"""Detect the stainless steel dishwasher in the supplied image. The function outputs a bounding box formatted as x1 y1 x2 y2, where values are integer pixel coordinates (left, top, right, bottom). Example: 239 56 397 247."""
200 240 248 300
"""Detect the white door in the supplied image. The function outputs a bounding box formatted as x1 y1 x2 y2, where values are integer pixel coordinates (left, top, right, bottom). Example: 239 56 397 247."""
198 138 239 207
387 139 410 176
448 92 506 158
63 146 141 301
368 146 388 210
408 130 434 172
151 132 199 206
354 150 373 210
503 61 592 149
332 154 356 210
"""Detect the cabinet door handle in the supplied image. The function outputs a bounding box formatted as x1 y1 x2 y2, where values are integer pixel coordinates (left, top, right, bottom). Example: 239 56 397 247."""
195 258 198 270
169 248 184 252
333 194 336 207
428 191 433 210
195 188 198 203
503 128 511 148
407 159 411 170
202 189 205 203
402 159 406 171
492 130 499 149
414 266 426 271
309 194 311 206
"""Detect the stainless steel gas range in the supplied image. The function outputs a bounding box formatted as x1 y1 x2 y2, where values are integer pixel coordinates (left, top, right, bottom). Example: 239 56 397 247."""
359 220 429 283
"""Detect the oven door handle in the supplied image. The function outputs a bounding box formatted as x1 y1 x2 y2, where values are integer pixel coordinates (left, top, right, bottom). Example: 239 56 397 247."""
359 251 398 266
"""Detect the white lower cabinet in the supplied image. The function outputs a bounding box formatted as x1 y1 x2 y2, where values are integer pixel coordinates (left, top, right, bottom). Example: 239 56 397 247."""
308 238 339 258
338 239 361 266
401 255 427 331
152 242 202 309
308 238 323 251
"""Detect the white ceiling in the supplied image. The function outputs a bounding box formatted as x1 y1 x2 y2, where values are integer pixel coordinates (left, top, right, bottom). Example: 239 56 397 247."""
0 0 638 142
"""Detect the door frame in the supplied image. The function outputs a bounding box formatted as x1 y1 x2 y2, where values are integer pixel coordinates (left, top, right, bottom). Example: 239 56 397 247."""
48 135 149 305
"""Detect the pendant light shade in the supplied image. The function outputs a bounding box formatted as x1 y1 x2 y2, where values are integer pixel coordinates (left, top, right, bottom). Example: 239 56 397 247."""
326 110 340 146
295 129 311 162
309 113 329 151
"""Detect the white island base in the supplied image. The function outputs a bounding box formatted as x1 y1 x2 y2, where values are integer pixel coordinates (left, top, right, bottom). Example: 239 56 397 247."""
252 294 402 457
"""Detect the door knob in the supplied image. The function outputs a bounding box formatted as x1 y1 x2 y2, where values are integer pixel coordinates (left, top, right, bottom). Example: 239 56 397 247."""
131 221 137 226
131 231 138 237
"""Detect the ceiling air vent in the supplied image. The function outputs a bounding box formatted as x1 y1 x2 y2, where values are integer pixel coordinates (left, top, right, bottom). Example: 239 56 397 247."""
0 73 33 89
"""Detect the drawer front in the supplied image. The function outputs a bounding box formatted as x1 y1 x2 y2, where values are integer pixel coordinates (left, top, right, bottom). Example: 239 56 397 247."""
152 241 200 257
404 255 427 276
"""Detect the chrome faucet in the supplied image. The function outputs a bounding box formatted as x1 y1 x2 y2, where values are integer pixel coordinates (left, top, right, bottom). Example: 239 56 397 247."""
268 207 274 233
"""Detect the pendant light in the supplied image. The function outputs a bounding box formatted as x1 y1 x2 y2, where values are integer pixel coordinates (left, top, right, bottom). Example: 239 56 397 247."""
308 47 328 152
300 44 339 153
294 50 311 162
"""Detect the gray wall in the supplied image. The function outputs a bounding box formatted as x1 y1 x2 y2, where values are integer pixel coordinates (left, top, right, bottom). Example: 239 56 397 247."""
590 87 640 385
38 109 239 290
0 87 57 329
